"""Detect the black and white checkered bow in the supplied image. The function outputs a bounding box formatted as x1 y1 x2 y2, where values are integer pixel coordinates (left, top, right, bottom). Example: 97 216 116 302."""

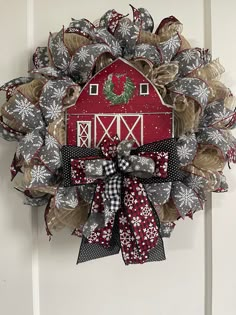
102 158 130 224
103 158 130 176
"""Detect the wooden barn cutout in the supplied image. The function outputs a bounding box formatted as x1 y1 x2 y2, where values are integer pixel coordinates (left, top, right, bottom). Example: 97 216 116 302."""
66 58 173 147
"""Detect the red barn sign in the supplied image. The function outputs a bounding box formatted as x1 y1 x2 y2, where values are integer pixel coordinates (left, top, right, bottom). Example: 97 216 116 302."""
66 58 173 147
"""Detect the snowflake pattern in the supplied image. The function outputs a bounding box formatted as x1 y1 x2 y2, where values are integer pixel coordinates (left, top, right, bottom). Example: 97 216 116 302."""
24 132 37 143
186 58 201 73
144 224 158 241
87 54 96 69
137 43 152 50
161 223 175 237
175 186 198 208
206 130 226 144
44 100 62 120
12 97 35 121
177 143 193 160
119 178 160 264
31 165 51 185
55 191 64 208
49 150 61 167
45 135 58 150
212 108 228 121
136 183 147 196
51 86 66 99
179 133 196 144
131 216 141 227
111 40 122 56
117 20 132 37
119 214 127 225
76 47 89 62
124 192 134 208
173 85 187 94
55 40 68 56
181 49 198 63
123 177 131 188
85 163 95 173
66 195 78 208
138 156 149 165
192 83 209 104
102 229 112 241
120 230 132 246
37 67 60 77
68 60 78 73
44 81 54 91
87 231 100 243
141 205 152 218
187 175 204 191
163 35 180 53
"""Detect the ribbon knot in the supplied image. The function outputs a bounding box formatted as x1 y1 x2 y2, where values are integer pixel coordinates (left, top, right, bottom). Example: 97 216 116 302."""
61 137 184 264
103 157 130 177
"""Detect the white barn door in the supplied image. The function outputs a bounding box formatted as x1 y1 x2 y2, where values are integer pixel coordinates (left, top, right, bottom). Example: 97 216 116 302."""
0 1 235 315
95 114 143 146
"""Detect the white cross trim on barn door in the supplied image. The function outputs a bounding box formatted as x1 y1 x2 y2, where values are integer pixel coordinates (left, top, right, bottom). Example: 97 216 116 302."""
94 114 143 147
94 115 118 146
120 115 143 146
77 121 92 147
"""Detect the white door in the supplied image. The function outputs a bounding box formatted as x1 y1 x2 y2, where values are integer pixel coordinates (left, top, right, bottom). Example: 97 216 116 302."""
95 114 143 146
77 121 92 147
0 1 235 315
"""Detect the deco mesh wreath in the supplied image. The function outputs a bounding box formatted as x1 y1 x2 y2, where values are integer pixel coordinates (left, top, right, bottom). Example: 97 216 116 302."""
1 6 236 265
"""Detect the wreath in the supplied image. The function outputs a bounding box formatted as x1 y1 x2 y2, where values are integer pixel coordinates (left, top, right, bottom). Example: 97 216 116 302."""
0 5 235 265
103 75 135 104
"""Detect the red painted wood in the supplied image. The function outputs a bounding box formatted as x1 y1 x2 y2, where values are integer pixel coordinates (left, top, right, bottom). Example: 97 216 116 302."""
67 58 172 146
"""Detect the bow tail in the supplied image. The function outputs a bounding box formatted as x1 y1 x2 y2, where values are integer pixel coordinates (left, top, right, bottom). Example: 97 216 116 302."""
120 177 165 265
78 177 166 264
77 181 120 263
119 208 145 264
77 218 120 264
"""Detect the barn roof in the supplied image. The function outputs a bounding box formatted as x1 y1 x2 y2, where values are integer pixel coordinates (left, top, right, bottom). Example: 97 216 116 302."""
67 58 172 114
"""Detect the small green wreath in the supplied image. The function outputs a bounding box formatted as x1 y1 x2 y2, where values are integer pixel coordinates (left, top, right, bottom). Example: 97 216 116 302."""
103 75 135 105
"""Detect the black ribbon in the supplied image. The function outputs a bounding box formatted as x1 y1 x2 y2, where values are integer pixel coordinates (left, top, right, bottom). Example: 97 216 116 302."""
61 138 184 186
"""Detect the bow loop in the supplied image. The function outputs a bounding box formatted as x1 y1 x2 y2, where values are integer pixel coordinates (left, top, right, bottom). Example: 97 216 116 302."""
100 136 120 158
117 139 135 156
126 155 155 178
84 159 104 177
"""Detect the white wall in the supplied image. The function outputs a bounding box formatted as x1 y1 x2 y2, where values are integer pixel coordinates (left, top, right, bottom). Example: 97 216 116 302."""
0 1 33 315
211 1 236 314
0 1 235 315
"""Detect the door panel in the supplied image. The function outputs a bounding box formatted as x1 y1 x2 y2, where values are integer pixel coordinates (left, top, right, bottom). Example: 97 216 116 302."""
77 121 92 147
95 114 143 146
95 115 118 146
119 115 143 146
